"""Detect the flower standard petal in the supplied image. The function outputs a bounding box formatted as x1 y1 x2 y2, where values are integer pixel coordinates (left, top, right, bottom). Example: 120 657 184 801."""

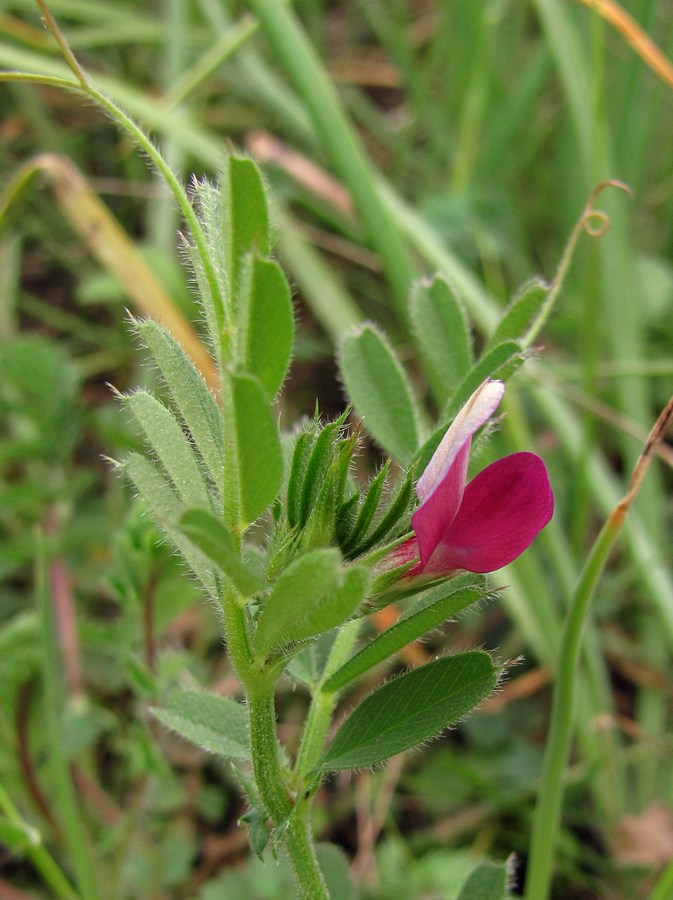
422 452 554 575
412 380 505 568
416 380 505 502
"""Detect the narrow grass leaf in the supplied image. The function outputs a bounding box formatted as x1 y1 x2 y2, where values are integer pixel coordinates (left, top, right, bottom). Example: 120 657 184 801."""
231 373 283 525
255 549 368 656
124 390 211 510
136 320 224 487
238 256 294 399
411 275 473 399
486 277 548 350
152 690 249 761
339 324 420 465
324 582 486 693
179 509 263 596
0 818 38 856
321 651 498 771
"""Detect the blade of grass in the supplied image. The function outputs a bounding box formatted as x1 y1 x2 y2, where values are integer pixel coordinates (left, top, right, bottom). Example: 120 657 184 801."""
275 206 364 338
525 394 673 900
244 0 417 316
649 855 673 900
35 528 101 900
574 0 673 91
0 785 79 900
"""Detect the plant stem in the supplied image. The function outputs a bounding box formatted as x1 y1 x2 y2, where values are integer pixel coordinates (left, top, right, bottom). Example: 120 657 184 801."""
294 690 336 785
247 687 293 820
294 620 361 780
222 587 329 898
247 686 329 899
284 808 330 900
82 85 227 333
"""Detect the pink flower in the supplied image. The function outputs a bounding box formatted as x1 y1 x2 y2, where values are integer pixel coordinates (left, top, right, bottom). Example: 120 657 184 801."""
395 380 553 577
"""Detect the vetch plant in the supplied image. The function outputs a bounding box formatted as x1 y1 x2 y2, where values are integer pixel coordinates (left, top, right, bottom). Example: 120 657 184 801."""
4 5 673 897
116 153 553 898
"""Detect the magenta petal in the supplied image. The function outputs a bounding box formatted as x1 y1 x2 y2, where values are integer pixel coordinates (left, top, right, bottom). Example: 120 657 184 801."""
412 380 505 569
412 440 470 569
423 452 554 574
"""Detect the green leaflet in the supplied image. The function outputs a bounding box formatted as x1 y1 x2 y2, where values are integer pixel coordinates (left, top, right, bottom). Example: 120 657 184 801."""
124 389 212 511
237 256 294 400
486 276 549 350
187 180 228 354
339 324 420 466
229 373 283 526
123 453 216 595
152 690 250 761
411 275 473 400
179 509 263 596
224 154 270 296
136 320 224 489
254 549 369 658
456 861 511 900
321 651 498 771
323 581 487 693
287 632 339 690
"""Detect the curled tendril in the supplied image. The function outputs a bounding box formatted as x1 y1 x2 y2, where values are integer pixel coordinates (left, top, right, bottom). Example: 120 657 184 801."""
523 179 633 348
580 179 632 239
582 211 610 238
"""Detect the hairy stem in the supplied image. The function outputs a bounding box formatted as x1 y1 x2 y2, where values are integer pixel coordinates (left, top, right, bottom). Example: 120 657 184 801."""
247 686 329 899
222 588 329 898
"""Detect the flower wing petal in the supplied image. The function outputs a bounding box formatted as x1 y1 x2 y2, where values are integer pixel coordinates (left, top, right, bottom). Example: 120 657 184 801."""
423 452 554 575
